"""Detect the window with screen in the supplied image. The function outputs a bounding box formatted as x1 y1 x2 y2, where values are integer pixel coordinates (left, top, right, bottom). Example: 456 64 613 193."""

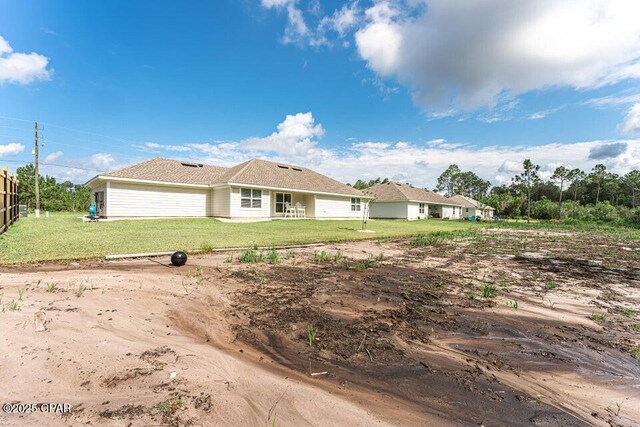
241 188 262 208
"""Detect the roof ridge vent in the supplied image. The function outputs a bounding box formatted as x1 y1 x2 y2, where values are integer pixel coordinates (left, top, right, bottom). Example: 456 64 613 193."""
277 165 290 169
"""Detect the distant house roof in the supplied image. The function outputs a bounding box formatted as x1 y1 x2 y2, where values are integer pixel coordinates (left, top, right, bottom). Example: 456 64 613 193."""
98 158 229 186
367 182 462 206
87 157 363 197
214 159 363 197
449 195 495 210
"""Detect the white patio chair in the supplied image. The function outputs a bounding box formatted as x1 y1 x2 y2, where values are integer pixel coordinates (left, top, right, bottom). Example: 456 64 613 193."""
295 202 306 218
284 202 296 218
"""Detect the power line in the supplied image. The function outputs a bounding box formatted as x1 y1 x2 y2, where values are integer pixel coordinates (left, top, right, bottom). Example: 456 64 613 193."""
0 158 106 172
0 114 146 146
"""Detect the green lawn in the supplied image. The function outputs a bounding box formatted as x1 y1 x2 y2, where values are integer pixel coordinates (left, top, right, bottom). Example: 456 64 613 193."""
0 213 485 264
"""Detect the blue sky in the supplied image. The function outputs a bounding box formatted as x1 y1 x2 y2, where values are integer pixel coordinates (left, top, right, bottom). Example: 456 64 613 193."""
1 0 640 187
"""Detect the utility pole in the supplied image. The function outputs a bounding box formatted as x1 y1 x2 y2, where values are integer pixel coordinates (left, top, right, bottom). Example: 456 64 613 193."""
34 121 40 218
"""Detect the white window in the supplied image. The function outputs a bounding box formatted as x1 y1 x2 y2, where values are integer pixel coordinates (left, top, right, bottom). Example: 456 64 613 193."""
275 192 292 213
419 203 425 214
351 198 361 212
241 188 262 208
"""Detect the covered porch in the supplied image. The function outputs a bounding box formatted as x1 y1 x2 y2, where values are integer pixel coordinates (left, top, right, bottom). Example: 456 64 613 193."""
270 191 316 219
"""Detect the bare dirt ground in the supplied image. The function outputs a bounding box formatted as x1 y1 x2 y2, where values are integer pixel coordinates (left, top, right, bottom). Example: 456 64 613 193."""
1 229 639 426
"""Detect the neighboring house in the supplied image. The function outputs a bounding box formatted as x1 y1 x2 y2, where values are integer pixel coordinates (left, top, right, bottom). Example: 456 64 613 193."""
367 182 463 220
449 195 495 219
85 158 368 220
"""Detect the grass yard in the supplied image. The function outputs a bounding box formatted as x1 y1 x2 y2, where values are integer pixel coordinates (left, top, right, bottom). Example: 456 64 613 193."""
0 212 486 264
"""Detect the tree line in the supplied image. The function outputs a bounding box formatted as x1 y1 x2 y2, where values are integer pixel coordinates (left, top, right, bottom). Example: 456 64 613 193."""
16 164 91 212
350 160 640 226
440 160 640 226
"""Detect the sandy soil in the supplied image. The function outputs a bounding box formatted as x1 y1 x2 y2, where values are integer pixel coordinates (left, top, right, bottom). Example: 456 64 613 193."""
0 229 638 426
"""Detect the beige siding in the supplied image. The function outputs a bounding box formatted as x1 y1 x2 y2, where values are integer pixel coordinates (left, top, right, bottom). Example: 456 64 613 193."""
407 202 429 220
440 205 455 219
461 207 479 219
212 187 231 218
229 187 271 218
107 182 210 217
314 195 363 219
370 201 409 219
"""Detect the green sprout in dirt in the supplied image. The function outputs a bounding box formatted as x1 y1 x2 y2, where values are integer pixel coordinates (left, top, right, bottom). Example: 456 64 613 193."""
629 324 640 332
7 300 19 311
18 288 25 301
46 283 57 293
156 401 171 415
590 312 606 321
307 325 317 347
622 308 636 318
507 300 519 310
546 281 558 290
76 283 86 298
481 283 496 298
200 243 214 254
267 248 281 264
354 257 373 271
410 234 441 247
155 397 183 415
314 250 342 263
238 248 258 263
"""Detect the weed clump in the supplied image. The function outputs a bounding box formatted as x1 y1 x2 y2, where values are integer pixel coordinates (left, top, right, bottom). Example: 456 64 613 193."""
481 282 496 298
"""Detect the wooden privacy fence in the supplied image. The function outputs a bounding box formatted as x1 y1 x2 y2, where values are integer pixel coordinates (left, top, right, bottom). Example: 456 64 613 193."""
1 167 19 235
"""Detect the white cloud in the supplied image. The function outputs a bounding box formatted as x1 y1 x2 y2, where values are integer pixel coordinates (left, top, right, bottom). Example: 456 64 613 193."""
426 138 447 147
0 35 52 84
618 103 640 135
130 113 640 190
498 160 522 174
261 0 311 45
144 142 192 152
262 0 361 47
354 0 640 115
584 91 640 108
44 150 63 162
528 112 548 120
240 112 325 156
320 1 360 37
90 153 117 170
0 142 24 156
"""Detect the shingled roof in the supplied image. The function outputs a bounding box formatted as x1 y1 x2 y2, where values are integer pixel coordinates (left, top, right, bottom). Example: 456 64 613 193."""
367 182 462 206
214 159 364 196
449 195 495 210
99 158 229 185
91 157 363 196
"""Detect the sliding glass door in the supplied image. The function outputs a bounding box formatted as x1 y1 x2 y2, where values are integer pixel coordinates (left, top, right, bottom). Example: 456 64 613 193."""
275 192 292 214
